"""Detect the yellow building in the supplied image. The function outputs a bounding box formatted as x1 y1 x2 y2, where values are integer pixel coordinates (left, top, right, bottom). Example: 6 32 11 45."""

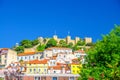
71 63 82 74
25 59 48 74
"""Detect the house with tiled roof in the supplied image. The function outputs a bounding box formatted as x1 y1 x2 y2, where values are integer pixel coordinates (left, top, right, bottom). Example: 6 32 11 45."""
0 48 17 68
44 47 72 59
25 59 48 74
74 49 87 64
74 49 86 57
17 51 43 61
48 64 70 74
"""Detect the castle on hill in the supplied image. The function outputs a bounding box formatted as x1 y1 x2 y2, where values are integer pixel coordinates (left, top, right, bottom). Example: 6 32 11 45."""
38 35 92 45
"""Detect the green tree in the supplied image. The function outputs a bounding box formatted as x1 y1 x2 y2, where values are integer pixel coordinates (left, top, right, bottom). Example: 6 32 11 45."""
72 44 79 51
20 40 32 48
59 40 67 47
0 78 4 80
85 43 94 46
67 42 73 48
37 44 46 51
46 38 57 48
15 46 24 53
32 39 39 46
79 25 120 80
77 40 85 46
43 38 47 44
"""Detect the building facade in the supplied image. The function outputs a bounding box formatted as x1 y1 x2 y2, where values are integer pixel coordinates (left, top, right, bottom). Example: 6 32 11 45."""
0 48 17 68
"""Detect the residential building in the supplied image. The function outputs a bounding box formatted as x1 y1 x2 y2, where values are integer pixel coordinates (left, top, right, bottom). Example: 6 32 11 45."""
71 63 82 74
25 59 48 74
44 47 72 58
0 48 17 68
74 50 86 58
17 51 43 61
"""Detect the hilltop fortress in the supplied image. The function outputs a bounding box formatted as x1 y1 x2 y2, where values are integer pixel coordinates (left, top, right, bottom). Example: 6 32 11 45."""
38 35 92 45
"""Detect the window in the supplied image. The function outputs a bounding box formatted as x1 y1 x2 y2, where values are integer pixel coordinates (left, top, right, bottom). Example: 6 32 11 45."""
4 60 6 64
52 77 57 80
46 54 48 57
5 55 7 58
53 62 55 65
33 56 35 59
30 69 32 72
54 71 56 73
39 69 41 72
25 57 27 59
34 69 36 72
29 56 30 59
21 57 23 60
34 77 39 80
44 69 46 72
70 77 74 80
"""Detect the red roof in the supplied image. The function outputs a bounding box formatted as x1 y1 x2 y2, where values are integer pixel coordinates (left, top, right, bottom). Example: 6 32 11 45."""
28 59 48 64
18 52 36 56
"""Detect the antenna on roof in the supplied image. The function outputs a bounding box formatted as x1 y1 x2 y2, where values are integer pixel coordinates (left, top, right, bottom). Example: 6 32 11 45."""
68 31 70 36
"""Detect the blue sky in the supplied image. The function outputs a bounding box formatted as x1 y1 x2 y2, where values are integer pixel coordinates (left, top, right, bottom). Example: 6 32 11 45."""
0 0 120 48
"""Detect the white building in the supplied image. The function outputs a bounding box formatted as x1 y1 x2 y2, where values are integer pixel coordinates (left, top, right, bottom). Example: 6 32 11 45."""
44 47 72 58
0 48 17 68
17 52 43 61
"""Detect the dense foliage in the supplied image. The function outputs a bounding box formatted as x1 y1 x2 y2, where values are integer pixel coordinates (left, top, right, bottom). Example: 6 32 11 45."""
15 36 93 53
46 38 57 48
37 44 46 51
15 39 39 53
79 25 120 80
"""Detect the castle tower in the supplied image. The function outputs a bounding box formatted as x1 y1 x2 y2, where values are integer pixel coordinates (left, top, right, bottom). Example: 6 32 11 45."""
75 37 80 44
84 37 92 44
15 43 19 47
53 35 58 40
66 35 71 44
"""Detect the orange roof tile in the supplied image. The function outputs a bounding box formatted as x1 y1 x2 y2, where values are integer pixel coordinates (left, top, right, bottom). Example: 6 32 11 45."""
57 62 66 65
74 50 85 53
1 48 8 50
18 52 36 56
72 58 78 60
28 59 48 64
48 65 70 70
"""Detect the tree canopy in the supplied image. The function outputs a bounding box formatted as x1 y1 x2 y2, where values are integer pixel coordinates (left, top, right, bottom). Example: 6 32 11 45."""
79 25 120 80
58 40 67 47
46 38 57 48
37 44 46 51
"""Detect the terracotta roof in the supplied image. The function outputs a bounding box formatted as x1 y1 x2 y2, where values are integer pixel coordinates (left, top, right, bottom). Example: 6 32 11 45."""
28 59 48 64
48 65 70 70
48 65 62 70
18 52 36 56
72 58 78 60
74 50 85 53
57 62 66 65
1 48 8 50
50 56 57 60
